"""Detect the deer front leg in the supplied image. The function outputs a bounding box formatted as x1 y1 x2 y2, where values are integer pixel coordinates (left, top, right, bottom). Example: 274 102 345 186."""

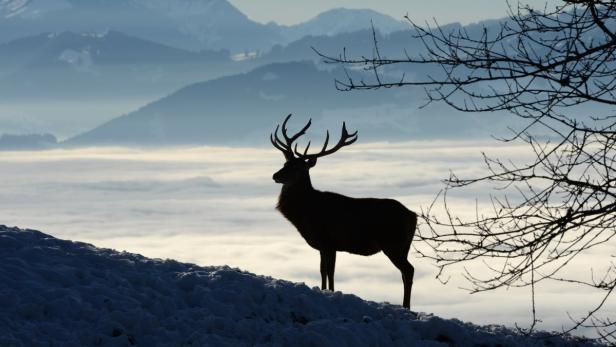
319 250 336 291
326 250 336 291
319 250 327 290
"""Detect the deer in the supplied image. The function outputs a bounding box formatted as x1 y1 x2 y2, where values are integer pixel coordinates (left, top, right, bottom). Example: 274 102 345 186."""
271 114 417 309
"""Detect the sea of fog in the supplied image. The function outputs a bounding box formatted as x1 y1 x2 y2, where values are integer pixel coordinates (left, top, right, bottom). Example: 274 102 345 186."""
0 141 612 336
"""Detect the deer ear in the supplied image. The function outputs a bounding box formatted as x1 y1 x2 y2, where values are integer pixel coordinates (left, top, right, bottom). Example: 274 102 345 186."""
306 157 317 168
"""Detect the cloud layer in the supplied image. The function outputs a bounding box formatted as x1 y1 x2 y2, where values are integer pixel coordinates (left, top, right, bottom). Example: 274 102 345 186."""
0 141 611 334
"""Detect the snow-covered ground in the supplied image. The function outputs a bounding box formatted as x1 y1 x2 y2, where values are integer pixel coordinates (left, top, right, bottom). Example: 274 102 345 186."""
0 225 602 346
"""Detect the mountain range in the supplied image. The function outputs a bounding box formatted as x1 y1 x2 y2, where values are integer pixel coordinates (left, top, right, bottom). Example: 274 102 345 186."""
0 0 515 148
0 30 234 99
0 0 407 52
64 60 509 147
65 61 421 146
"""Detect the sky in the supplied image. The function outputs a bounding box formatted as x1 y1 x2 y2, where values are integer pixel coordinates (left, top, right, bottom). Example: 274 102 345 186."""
227 0 562 26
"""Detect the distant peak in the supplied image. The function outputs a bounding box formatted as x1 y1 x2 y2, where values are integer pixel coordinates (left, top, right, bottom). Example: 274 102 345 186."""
308 7 398 22
286 7 406 38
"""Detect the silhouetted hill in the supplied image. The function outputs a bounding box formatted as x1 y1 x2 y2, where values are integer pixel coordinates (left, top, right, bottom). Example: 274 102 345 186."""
65 61 413 146
64 60 514 147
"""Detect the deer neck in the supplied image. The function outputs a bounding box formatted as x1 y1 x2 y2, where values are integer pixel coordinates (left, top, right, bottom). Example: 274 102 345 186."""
277 175 314 217
280 174 313 197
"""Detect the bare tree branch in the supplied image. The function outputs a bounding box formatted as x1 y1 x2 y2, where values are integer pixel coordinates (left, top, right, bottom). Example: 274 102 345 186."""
319 0 616 344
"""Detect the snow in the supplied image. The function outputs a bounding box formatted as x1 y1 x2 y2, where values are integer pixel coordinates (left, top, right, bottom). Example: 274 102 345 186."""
231 51 259 61
58 49 93 70
0 0 28 18
0 0 70 19
81 31 110 39
0 225 602 347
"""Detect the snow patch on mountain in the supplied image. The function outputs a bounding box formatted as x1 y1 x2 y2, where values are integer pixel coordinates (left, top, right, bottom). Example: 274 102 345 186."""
58 48 93 70
0 0 27 18
0 225 602 346
0 0 70 19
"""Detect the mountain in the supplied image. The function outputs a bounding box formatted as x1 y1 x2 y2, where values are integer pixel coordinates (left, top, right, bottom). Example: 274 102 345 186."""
264 21 476 66
1 30 228 67
64 60 512 147
0 30 235 99
0 0 282 52
0 225 598 346
65 61 413 146
0 6 517 144
0 1 410 52
282 8 407 42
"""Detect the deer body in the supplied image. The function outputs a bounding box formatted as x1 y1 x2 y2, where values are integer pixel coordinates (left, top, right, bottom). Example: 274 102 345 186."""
271 114 417 309
277 186 415 256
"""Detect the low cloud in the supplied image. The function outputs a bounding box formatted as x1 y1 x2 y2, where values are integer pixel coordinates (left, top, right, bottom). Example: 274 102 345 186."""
74 176 220 193
0 141 610 332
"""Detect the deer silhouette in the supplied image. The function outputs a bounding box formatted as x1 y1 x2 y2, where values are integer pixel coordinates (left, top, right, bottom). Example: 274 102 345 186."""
271 114 417 309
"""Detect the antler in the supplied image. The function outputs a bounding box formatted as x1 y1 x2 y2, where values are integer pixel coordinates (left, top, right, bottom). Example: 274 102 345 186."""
270 114 312 160
271 114 358 161
294 121 358 160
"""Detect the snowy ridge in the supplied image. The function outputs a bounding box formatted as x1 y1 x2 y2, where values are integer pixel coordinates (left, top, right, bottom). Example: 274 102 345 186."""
0 225 600 346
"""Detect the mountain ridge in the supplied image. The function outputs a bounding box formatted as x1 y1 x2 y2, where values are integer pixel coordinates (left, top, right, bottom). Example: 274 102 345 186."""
0 1 409 51
283 7 407 39
63 60 513 147
0 30 237 100
65 61 409 146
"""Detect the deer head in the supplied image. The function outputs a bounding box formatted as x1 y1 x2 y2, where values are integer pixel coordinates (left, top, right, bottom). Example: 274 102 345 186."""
271 114 358 185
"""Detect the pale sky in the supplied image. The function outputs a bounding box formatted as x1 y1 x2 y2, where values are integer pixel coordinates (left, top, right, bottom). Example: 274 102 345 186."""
227 0 562 26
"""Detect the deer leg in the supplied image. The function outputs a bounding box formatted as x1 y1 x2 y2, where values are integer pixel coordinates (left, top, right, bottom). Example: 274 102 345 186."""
402 261 414 309
384 248 415 309
326 251 336 291
319 250 327 290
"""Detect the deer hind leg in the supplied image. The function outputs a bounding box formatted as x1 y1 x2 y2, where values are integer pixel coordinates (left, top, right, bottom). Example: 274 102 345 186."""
384 247 415 309
319 250 336 291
